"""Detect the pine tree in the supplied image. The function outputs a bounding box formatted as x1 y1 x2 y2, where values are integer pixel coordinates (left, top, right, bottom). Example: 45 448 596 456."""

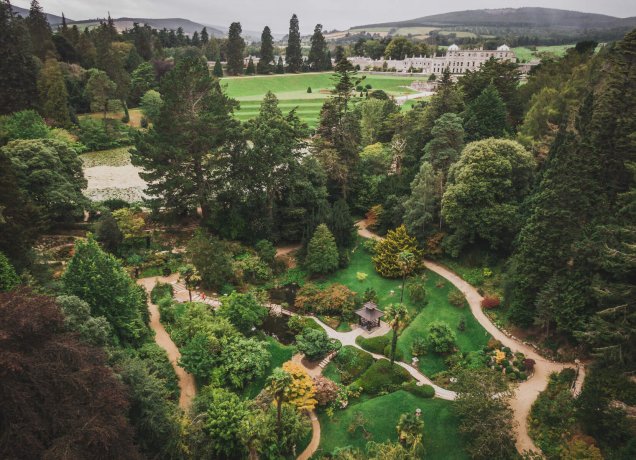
323 50 333 71
0 1 38 114
308 24 327 71
305 223 339 275
276 56 285 74
245 57 255 75
191 31 200 47
226 22 245 76
257 26 275 74
330 199 355 249
0 251 19 292
463 83 508 141
285 14 302 73
200 27 209 44
403 162 438 242
37 55 71 126
213 58 223 77
372 225 423 278
26 0 55 60
133 57 241 221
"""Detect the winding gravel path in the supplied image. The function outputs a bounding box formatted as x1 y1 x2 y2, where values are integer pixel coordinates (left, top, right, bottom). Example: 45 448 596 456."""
354 220 585 455
137 275 197 410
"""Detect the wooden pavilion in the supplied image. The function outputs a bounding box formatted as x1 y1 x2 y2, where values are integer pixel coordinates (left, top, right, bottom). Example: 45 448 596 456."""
355 302 384 330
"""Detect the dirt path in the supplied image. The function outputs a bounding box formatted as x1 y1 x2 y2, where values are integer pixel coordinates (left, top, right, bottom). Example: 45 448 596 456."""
137 275 197 410
355 220 584 455
298 411 321 460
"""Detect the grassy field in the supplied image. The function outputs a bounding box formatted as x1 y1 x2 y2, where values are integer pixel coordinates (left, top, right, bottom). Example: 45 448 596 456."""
513 45 573 62
80 146 132 167
78 108 145 128
321 240 491 376
241 337 294 399
222 72 428 127
316 390 468 459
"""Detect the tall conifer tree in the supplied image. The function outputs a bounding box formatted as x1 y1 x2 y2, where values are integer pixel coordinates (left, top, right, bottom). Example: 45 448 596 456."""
26 0 55 60
226 22 245 76
285 14 302 72
257 26 274 74
308 24 327 71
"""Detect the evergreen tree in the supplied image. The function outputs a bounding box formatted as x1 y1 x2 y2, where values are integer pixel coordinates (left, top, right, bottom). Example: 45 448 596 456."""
323 50 333 70
330 199 355 250
372 225 423 278
257 26 275 74
213 58 223 77
0 1 38 114
62 236 149 347
245 56 255 75
191 31 200 47
285 14 302 72
276 56 285 74
26 0 55 60
133 57 241 221
463 83 508 141
37 55 71 126
226 22 245 76
334 45 345 64
308 24 327 71
507 31 636 331
200 27 209 44
305 224 339 275
0 251 19 292
403 162 438 243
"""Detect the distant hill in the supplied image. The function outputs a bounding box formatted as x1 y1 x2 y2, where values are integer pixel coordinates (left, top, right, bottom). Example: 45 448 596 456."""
354 7 636 32
69 17 225 37
11 5 68 25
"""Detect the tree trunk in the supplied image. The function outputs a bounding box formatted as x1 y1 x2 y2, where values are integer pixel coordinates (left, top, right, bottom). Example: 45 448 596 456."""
391 327 398 365
193 157 209 222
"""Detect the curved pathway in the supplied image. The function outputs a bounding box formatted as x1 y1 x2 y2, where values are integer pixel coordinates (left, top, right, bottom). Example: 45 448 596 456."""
137 275 197 410
354 220 585 455
298 411 321 460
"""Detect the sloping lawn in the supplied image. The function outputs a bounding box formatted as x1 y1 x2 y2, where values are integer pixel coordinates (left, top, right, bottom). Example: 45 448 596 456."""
241 336 294 399
322 240 491 376
316 390 468 459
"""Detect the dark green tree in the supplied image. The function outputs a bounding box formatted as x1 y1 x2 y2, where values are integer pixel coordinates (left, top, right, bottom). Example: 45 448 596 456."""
1 139 87 223
0 1 38 114
218 292 267 334
226 22 245 76
37 55 71 126
330 198 355 250
95 212 123 253
133 57 240 220
62 236 149 347
213 57 223 77
403 161 438 242
285 14 302 72
200 27 209 44
463 83 508 141
26 0 55 60
129 61 156 105
308 24 327 71
276 56 285 74
186 230 233 290
257 26 274 74
305 223 339 275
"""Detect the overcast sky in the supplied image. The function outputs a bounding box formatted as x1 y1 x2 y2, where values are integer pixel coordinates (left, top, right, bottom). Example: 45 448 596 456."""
13 0 636 33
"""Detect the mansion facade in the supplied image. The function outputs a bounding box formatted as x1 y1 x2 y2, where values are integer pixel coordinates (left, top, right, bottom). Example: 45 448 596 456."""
348 44 517 75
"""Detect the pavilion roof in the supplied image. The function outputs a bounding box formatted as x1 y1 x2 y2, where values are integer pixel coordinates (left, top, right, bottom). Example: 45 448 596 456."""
355 302 384 322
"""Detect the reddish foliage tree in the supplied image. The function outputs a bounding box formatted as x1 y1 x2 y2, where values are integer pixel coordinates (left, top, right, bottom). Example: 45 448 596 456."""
312 375 339 406
481 295 501 309
0 289 141 459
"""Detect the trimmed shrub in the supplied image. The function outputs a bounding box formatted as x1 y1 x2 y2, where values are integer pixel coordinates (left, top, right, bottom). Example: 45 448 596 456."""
356 335 389 355
481 295 501 309
354 359 412 395
150 282 174 304
332 346 374 383
402 382 435 398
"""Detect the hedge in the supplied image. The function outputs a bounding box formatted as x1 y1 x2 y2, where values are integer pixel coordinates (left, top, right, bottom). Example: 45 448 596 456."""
356 335 389 355
353 359 412 395
402 381 436 398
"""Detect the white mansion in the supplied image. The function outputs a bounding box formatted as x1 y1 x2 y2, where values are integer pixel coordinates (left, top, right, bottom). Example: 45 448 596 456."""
348 44 517 75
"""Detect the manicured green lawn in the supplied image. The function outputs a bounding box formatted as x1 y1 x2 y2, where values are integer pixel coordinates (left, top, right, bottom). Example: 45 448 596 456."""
321 240 491 376
80 146 132 167
222 73 429 127
316 390 468 459
513 45 573 62
242 336 294 399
